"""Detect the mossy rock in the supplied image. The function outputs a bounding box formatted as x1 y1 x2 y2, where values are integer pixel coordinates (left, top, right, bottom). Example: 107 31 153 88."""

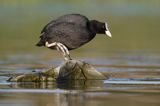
9 60 107 82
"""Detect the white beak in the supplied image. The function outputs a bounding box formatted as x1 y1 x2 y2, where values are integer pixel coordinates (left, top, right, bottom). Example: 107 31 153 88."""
105 22 112 37
105 30 112 37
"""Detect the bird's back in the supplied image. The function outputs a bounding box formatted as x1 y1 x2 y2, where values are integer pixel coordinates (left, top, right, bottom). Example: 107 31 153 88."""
41 14 89 34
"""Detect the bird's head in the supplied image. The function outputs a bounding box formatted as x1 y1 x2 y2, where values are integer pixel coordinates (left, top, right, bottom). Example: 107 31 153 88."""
89 20 112 37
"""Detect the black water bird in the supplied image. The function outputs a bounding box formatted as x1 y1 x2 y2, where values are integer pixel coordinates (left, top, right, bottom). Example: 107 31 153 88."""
36 14 112 60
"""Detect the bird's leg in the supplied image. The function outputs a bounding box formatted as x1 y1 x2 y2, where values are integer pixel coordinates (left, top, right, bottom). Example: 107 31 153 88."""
45 42 72 60
56 42 72 60
45 42 57 47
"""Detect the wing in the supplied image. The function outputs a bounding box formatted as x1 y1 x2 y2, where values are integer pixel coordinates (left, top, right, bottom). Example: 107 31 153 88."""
46 22 94 50
41 20 56 34
41 14 89 34
56 14 89 27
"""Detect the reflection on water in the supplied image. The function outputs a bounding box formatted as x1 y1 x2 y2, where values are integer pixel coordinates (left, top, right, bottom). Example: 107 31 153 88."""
1 60 160 106
1 91 160 106
1 53 160 106
0 0 160 106
0 80 160 106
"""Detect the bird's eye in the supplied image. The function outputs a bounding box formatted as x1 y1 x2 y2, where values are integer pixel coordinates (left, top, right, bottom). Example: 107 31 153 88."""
103 25 105 29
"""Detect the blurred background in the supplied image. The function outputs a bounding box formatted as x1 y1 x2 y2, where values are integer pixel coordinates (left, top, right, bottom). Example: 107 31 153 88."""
0 0 160 64
0 1 160 106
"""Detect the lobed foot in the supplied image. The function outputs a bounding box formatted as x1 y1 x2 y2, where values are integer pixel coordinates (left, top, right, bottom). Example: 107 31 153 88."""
45 42 72 60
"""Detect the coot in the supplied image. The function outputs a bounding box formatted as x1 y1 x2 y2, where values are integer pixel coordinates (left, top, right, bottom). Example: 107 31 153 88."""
36 14 112 60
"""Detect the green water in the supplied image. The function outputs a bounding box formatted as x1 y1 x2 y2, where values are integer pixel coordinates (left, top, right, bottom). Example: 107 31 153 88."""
0 0 160 106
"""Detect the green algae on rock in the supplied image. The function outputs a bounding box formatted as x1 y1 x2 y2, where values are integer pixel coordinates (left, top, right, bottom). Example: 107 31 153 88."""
9 60 106 82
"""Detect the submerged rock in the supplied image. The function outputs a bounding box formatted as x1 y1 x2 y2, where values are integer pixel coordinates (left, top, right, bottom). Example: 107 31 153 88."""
9 60 106 82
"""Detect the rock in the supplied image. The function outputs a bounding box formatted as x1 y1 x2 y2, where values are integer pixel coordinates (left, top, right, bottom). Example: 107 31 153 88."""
57 60 106 80
9 60 107 82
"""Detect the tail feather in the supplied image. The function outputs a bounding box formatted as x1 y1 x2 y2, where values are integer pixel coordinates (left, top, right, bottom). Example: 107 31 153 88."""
36 33 47 47
36 40 44 47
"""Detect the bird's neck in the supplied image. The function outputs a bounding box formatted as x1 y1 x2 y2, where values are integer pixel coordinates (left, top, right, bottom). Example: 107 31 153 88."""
88 20 97 34
88 20 105 35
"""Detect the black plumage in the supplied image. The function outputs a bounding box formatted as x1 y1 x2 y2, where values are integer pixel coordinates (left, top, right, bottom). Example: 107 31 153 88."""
36 14 111 50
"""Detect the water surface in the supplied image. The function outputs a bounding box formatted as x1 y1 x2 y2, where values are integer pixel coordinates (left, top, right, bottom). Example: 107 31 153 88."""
0 0 160 106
